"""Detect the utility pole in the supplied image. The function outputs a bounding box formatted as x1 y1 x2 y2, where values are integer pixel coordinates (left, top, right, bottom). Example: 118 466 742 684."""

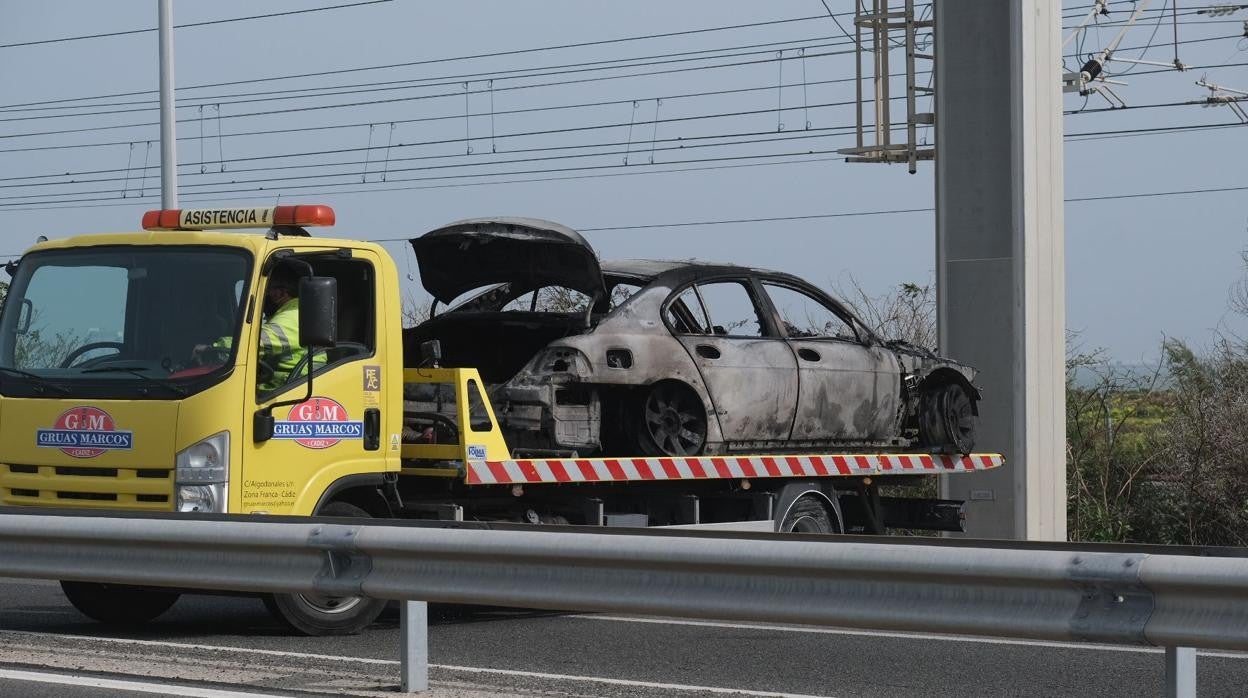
934 1 1066 541
158 0 178 208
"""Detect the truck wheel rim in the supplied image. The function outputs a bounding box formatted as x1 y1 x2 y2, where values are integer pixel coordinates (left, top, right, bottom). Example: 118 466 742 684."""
784 515 824 533
298 592 363 615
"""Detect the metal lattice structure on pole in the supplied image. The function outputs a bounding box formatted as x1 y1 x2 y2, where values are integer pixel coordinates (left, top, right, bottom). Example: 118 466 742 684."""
837 0 934 174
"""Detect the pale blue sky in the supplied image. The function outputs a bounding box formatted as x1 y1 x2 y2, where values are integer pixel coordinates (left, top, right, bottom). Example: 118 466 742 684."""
0 1 1245 361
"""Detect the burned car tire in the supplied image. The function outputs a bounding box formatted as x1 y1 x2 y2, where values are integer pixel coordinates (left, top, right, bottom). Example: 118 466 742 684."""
636 382 708 457
60 581 180 625
918 382 977 455
263 501 387 636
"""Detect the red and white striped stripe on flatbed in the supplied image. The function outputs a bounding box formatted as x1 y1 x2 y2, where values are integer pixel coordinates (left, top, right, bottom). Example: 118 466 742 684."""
465 453 1003 486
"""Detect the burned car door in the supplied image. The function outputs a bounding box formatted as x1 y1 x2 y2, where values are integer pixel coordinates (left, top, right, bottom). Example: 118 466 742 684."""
666 280 798 444
760 281 895 441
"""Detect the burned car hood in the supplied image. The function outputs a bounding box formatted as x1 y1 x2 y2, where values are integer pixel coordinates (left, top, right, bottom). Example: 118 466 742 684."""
412 217 605 304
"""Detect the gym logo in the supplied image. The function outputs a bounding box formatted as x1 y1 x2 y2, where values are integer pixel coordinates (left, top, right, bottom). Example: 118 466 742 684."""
37 406 133 459
273 397 363 449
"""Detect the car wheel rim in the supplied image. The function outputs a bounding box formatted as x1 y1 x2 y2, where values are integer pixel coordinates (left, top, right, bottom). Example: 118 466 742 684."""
644 386 705 456
945 387 976 451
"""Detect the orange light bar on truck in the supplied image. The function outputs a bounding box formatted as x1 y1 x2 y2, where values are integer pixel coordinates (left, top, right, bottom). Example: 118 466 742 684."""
141 204 336 231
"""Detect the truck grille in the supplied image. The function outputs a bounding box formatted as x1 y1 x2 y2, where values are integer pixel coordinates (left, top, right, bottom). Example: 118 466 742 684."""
0 462 173 511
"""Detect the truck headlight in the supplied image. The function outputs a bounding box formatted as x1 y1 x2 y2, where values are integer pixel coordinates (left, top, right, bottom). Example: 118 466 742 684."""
175 431 229 513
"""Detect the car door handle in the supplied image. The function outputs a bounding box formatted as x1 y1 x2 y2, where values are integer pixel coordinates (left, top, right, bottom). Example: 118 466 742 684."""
695 344 721 359
798 348 821 362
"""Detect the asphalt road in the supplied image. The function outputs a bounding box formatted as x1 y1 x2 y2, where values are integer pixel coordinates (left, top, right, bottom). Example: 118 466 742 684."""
1 577 1246 697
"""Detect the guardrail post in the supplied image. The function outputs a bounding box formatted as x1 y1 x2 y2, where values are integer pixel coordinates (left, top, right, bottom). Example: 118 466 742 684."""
1165 646 1196 698
401 600 429 693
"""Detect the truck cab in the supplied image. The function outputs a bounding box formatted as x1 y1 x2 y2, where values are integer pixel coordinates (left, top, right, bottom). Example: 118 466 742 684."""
0 205 403 519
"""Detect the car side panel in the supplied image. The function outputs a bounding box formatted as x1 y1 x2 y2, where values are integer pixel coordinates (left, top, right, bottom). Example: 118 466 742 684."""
786 338 879 440
675 335 798 442
868 345 904 438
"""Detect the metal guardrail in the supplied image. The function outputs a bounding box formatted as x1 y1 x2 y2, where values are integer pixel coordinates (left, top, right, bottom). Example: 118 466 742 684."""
0 512 1244 696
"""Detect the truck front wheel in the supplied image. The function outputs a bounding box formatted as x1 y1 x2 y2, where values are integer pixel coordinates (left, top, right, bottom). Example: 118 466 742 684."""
60 581 180 625
263 501 387 636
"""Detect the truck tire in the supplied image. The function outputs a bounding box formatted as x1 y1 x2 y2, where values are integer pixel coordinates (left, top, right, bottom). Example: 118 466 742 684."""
263 501 387 636
60 581 180 625
778 495 840 534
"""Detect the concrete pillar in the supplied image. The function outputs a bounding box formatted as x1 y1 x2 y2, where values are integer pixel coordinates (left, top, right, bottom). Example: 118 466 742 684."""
935 0 1066 540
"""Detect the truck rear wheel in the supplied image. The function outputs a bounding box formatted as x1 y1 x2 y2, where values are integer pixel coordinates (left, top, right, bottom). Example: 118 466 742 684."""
263 501 387 636
778 495 841 534
60 581 180 625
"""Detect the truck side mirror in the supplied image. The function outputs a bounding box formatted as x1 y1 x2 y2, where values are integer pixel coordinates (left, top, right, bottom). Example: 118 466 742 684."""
298 276 337 349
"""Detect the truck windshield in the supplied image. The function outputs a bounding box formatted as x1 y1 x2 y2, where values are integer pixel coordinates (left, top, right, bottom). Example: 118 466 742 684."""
0 245 252 398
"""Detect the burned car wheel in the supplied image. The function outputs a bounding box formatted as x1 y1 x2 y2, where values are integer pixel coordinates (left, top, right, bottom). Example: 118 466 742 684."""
919 383 977 455
637 382 708 457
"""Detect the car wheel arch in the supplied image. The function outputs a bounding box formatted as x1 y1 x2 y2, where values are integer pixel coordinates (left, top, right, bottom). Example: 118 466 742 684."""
917 367 981 414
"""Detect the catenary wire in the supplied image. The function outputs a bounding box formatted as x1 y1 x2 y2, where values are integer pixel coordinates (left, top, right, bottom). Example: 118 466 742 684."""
0 1 394 49
0 11 887 110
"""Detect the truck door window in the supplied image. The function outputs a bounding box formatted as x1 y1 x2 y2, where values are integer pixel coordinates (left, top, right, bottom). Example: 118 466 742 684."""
466 379 492 431
257 254 377 397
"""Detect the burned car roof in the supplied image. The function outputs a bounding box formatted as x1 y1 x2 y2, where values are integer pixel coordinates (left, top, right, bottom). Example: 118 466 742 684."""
602 258 811 285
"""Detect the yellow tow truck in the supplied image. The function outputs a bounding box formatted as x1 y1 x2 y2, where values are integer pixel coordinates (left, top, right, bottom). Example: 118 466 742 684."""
0 205 1002 634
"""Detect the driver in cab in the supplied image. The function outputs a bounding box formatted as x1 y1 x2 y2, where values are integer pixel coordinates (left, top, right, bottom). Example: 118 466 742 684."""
196 263 305 391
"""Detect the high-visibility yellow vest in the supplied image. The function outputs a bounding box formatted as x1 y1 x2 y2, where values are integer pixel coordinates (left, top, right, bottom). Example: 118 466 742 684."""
256 298 305 391
214 297 306 392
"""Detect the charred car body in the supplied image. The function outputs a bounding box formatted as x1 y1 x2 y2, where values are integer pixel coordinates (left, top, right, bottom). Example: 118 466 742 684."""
405 218 979 458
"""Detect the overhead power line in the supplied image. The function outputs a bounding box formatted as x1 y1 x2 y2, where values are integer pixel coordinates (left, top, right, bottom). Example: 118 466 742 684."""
1 109 1242 206
0 35 880 119
1062 31 1246 60
0 129 854 199
0 120 861 185
0 1 394 50
0 44 859 141
0 36 855 125
0 136 872 205
0 12 869 110
0 155 855 214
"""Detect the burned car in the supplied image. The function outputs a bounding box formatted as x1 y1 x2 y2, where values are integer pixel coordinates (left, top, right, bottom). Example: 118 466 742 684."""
404 218 979 458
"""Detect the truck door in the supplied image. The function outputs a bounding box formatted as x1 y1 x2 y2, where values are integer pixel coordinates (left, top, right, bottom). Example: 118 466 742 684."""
240 250 387 515
668 279 798 444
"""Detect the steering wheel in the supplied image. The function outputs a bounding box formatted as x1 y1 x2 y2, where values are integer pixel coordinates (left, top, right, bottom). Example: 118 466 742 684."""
192 345 232 367
60 342 124 369
283 342 370 385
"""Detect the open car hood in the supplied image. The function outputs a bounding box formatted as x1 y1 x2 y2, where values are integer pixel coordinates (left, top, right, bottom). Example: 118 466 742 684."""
411 217 605 304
